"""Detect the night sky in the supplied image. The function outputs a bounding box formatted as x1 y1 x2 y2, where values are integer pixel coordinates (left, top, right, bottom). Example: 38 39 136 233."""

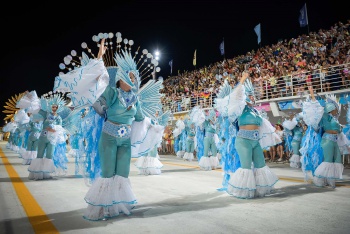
1 0 348 123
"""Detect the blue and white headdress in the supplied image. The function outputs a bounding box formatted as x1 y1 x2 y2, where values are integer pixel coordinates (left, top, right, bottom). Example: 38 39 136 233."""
324 94 341 115
41 91 67 113
244 78 255 104
57 32 161 92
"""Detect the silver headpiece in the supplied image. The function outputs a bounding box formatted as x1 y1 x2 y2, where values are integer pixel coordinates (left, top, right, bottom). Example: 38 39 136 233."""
57 32 161 91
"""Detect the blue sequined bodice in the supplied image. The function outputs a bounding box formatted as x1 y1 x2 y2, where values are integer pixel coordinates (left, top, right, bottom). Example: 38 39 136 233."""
119 88 136 107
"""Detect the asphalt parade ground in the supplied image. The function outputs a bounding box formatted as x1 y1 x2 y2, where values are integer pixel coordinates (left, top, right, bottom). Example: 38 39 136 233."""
1 141 350 234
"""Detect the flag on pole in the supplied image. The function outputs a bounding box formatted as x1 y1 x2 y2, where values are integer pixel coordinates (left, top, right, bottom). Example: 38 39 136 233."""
219 39 225 55
299 3 308 27
254 23 261 45
193 49 197 66
169 59 173 75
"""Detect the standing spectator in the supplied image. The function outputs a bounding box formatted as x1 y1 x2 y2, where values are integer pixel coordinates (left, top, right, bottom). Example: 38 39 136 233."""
275 124 285 162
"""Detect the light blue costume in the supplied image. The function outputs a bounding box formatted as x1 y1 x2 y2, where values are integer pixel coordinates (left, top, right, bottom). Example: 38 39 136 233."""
214 79 278 199
22 120 43 165
36 110 63 159
183 121 196 161
53 34 164 221
235 105 266 169
173 119 186 158
98 85 144 178
282 113 304 168
300 94 345 188
28 95 65 180
17 92 66 180
198 110 220 170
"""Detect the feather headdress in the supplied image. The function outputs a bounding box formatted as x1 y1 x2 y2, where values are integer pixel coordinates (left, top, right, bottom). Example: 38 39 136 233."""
324 93 341 114
41 91 67 113
56 32 161 92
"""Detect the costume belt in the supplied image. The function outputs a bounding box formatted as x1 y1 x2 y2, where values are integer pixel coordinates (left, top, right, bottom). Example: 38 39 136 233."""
322 133 338 142
292 135 301 141
237 129 259 140
102 120 131 139
205 132 215 138
187 136 195 141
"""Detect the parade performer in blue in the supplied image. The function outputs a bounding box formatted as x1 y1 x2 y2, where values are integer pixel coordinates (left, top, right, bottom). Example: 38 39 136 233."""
173 118 186 158
189 107 219 170
300 87 348 188
282 112 304 168
183 119 196 162
213 80 241 191
54 35 163 221
18 91 66 180
22 113 43 165
214 72 279 198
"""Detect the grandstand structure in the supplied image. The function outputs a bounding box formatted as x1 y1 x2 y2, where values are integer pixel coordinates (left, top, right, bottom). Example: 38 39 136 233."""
165 64 350 123
160 20 350 125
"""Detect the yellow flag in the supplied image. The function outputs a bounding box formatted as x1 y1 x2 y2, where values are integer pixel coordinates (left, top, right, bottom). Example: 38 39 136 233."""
193 49 196 66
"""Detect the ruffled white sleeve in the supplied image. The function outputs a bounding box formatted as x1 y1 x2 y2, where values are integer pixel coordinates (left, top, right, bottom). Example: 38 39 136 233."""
282 118 298 131
302 100 324 130
337 132 350 154
259 118 282 149
3 122 17 132
16 91 41 114
189 107 205 127
173 120 186 138
214 83 246 122
47 125 67 145
131 117 164 157
53 58 109 108
14 109 30 125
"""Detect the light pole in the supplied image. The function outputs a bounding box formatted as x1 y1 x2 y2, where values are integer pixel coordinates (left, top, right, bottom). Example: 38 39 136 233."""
153 50 160 80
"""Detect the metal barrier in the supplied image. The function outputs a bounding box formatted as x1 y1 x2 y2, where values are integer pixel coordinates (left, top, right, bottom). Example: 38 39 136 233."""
161 62 350 113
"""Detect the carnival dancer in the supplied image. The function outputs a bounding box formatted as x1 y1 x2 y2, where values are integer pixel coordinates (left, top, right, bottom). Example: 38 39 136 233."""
173 118 186 158
54 36 163 221
300 87 347 188
214 72 278 198
17 91 66 180
282 112 304 168
20 112 43 165
183 120 196 162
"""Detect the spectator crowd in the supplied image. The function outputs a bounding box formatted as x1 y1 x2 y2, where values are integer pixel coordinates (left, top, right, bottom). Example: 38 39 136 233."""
160 20 350 113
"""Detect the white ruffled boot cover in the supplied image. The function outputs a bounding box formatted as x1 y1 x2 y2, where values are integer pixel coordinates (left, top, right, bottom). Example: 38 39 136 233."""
183 152 194 161
227 166 278 198
134 156 163 175
176 150 185 158
83 175 137 221
210 155 220 169
198 156 212 170
254 166 279 197
28 158 56 180
22 151 37 165
19 147 26 157
13 145 19 153
289 154 301 168
313 162 344 188
227 168 256 198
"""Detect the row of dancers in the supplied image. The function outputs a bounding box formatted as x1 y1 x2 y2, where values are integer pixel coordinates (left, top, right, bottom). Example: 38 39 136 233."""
2 33 349 221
